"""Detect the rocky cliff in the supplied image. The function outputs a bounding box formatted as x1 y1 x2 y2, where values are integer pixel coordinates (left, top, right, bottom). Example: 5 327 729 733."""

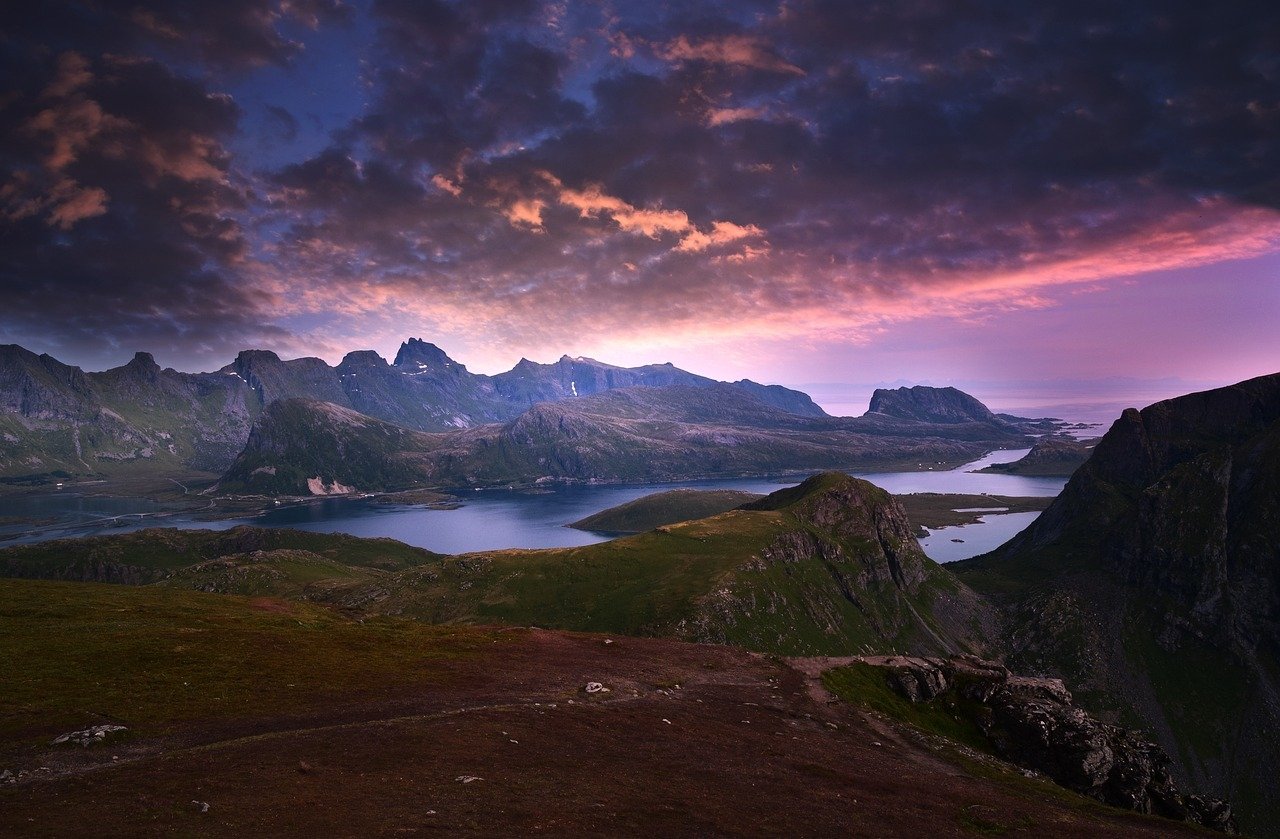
953 372 1280 836
850 655 1235 832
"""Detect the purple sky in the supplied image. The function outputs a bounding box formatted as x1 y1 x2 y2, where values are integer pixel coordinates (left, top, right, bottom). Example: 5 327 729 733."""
1 0 1277 412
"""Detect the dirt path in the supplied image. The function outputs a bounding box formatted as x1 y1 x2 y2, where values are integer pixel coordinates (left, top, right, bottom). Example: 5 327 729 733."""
2 630 1202 838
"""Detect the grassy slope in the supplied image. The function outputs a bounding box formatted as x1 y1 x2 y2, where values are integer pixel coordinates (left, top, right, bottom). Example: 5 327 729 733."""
568 488 763 533
0 477 983 658
0 578 1204 838
0 578 505 750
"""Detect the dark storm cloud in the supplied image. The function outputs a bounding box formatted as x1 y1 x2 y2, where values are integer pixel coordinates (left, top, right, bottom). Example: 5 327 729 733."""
0 1 349 366
1 0 1276 367
251 0 1275 354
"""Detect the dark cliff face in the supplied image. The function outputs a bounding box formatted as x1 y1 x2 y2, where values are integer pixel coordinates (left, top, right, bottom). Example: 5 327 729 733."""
858 655 1236 833
954 372 1280 836
867 385 1002 425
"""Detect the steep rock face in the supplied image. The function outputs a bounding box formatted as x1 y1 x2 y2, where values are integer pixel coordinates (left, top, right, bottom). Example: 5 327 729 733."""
219 399 446 495
859 656 1236 832
868 385 1005 425
0 345 255 475
683 474 999 656
953 372 1280 836
0 345 101 422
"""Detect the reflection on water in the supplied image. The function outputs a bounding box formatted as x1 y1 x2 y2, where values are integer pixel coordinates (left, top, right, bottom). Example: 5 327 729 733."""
1 447 1065 560
920 512 1042 564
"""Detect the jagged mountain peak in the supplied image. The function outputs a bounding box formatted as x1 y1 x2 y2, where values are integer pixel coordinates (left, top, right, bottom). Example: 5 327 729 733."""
393 338 457 369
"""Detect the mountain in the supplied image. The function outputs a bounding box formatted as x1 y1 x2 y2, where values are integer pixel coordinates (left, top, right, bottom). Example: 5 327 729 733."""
0 339 828 480
952 372 1280 836
0 345 255 478
489 352 829 417
219 384 1028 494
869 385 1007 425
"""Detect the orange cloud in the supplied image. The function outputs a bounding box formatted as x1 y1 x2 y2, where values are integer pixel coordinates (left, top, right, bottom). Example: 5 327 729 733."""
505 197 547 229
676 220 764 252
658 34 804 76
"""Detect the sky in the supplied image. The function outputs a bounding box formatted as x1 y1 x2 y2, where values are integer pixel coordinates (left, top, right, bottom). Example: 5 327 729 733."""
1 0 1277 414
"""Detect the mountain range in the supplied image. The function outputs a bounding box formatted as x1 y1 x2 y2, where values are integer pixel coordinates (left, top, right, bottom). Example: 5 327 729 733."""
0 339 1049 490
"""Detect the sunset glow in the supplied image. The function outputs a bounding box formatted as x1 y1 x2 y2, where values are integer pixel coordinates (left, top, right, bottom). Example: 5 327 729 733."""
2 1 1276 408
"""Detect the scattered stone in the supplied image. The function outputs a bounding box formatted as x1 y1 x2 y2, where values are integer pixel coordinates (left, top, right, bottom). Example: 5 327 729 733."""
661 719 671 725
455 776 483 784
191 801 209 814
0 769 14 784
50 725 128 747
603 639 614 645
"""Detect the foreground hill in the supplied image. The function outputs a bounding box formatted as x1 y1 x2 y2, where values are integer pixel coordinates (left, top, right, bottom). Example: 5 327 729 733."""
3 474 994 658
0 578 1207 838
220 385 1030 494
953 372 1280 835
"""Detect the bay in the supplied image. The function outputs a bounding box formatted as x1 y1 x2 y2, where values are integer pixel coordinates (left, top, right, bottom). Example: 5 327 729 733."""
0 447 1065 561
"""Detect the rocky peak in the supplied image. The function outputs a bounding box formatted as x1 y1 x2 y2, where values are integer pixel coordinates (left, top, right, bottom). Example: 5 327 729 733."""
122 351 161 381
230 349 282 372
746 473 927 590
338 350 388 369
867 385 1000 425
393 338 455 369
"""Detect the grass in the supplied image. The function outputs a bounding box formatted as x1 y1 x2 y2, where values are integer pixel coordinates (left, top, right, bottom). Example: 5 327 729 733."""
1 473 979 659
0 578 507 749
568 488 763 534
821 663 992 752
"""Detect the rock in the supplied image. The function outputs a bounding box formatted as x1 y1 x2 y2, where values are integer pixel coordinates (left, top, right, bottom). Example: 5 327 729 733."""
50 724 128 747
859 655 1236 833
584 681 604 694
455 775 482 784
0 769 14 784
191 801 209 814
297 760 312 774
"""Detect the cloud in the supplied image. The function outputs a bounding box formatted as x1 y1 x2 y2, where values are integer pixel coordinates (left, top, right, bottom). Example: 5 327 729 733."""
3 0 1278 374
657 34 805 76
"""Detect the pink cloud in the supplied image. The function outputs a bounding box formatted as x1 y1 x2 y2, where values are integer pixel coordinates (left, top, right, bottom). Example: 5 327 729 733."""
676 220 764 252
658 34 804 76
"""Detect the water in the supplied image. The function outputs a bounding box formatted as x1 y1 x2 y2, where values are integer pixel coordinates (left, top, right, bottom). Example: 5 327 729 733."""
919 512 1041 563
0 448 1066 561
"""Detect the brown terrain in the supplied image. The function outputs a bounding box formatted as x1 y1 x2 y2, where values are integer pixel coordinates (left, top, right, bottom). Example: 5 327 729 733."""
2 622 1207 838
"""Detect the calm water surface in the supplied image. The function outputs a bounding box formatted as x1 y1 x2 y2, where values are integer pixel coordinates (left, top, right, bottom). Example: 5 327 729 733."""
1 447 1065 561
